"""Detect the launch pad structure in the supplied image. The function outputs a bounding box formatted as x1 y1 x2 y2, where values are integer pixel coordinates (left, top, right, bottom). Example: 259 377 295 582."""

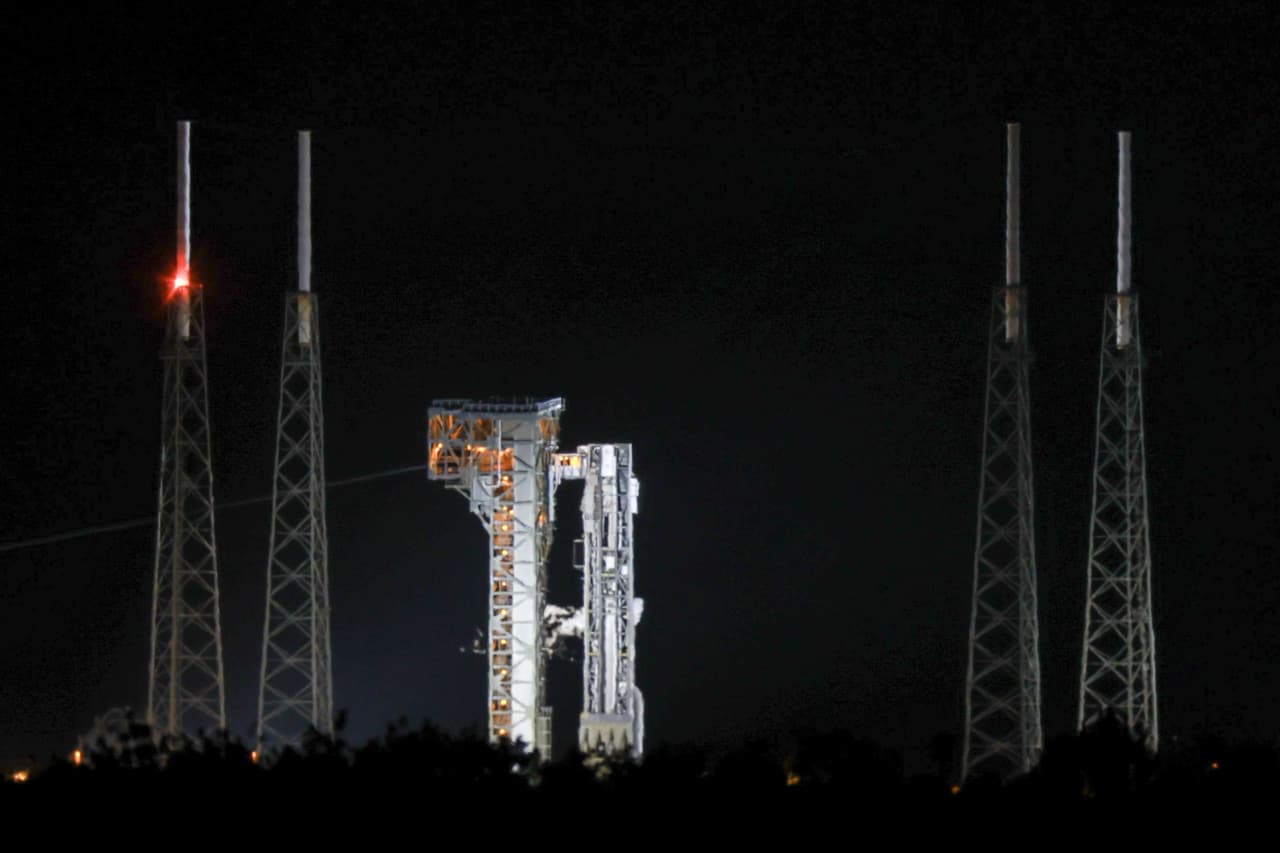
430 399 565 756
553 443 644 755
133 123 648 760
429 399 644 758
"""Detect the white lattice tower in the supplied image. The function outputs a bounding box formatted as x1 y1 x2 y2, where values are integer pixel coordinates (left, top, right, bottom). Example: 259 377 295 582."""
147 121 227 739
256 130 333 749
961 123 1043 780
1077 131 1157 751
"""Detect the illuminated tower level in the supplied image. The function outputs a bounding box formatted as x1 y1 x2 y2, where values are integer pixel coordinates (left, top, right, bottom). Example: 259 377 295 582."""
961 123 1044 780
257 131 334 749
147 121 227 738
429 398 564 755
1077 131 1157 750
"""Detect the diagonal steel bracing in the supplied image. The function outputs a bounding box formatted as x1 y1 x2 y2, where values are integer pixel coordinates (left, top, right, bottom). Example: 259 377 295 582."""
962 284 1043 781
257 292 333 748
1077 294 1157 750
148 285 227 739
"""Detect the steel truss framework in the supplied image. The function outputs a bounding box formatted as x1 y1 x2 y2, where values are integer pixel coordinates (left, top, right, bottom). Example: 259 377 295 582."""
1078 295 1157 750
148 286 227 738
257 292 334 748
555 444 644 756
962 285 1043 780
429 399 564 756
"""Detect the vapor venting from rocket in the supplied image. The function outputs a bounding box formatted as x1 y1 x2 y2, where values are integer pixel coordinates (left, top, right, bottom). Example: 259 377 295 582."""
298 131 311 294
1004 122 1021 343
1116 131 1132 348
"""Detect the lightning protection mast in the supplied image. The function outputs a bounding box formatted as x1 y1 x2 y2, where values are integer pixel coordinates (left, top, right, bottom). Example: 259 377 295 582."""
1077 131 1158 751
257 131 334 750
961 123 1044 781
147 120 228 740
429 398 565 757
551 444 645 756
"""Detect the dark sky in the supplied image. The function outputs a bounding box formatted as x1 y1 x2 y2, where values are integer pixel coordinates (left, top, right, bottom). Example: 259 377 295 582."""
2 2 1278 768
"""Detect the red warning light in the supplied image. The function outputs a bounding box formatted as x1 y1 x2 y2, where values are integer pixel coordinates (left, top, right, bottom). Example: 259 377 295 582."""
165 266 195 301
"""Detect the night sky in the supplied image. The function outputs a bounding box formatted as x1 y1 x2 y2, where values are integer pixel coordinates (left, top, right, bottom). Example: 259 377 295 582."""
2 2 1278 769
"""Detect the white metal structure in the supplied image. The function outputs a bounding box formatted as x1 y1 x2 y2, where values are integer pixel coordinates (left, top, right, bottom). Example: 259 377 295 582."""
553 444 644 756
147 121 227 738
961 123 1043 781
257 131 334 749
1078 132 1158 750
429 398 564 756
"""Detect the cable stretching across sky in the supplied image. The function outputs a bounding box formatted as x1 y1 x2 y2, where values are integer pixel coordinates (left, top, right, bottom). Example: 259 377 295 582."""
0 464 429 556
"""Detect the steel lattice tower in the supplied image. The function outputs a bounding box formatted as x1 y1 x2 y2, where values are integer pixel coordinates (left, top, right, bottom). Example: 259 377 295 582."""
1077 132 1157 751
257 131 334 749
147 121 227 738
961 123 1043 781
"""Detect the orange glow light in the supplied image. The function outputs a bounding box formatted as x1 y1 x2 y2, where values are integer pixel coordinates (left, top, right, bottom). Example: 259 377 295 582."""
72 749 83 766
165 268 194 300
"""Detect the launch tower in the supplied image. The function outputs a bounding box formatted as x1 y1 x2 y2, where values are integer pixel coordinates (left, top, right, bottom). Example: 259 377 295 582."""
147 121 228 738
552 444 644 755
257 131 335 749
429 398 564 755
961 123 1044 780
1077 132 1158 750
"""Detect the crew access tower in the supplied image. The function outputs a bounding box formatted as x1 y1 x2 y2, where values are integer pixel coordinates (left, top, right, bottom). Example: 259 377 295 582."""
429 399 565 755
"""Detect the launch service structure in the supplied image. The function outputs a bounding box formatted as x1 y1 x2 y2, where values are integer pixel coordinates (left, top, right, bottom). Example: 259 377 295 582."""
430 399 566 756
552 443 644 755
429 400 644 758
